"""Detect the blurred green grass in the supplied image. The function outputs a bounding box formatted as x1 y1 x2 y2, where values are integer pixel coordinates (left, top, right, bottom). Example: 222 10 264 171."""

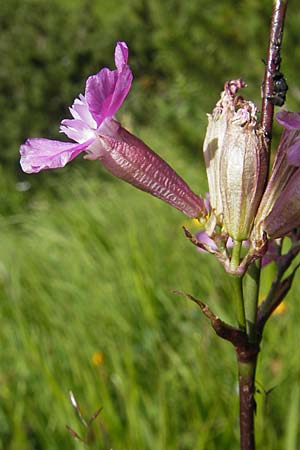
1 151 300 450
1 0 300 448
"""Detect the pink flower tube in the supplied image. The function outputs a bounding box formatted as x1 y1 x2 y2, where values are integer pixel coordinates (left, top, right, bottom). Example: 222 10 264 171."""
20 42 205 219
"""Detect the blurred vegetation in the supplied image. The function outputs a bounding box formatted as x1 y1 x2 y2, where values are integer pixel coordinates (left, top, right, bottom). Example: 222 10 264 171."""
1 0 300 173
1 0 300 449
1 169 300 450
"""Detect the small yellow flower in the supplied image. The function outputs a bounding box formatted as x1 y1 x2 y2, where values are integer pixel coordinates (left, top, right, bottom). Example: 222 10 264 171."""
91 351 104 367
273 301 287 316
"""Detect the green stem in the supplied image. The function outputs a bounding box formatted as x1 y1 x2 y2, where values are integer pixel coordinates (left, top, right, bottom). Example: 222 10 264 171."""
244 261 261 342
231 240 242 272
232 276 246 331
231 241 246 331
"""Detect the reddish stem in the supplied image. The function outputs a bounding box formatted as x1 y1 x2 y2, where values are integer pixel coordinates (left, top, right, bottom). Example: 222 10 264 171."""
238 362 257 450
236 336 260 450
261 0 288 152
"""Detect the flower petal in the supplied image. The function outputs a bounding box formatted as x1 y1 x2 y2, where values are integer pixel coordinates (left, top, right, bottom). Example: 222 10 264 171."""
69 94 97 127
85 42 133 126
114 41 129 70
287 140 300 166
254 111 300 232
261 241 280 267
59 94 97 143
262 169 300 238
60 119 96 143
276 110 300 130
20 138 92 173
195 231 218 253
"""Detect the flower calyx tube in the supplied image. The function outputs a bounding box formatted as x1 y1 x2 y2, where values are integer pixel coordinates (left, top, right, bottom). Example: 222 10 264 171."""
87 119 207 219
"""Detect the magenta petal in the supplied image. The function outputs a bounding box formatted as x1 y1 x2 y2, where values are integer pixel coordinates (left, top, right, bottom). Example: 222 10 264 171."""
85 43 133 126
276 110 300 130
60 119 96 143
114 41 129 70
275 111 300 166
195 231 218 253
20 138 92 173
261 241 280 267
263 169 300 238
287 140 300 166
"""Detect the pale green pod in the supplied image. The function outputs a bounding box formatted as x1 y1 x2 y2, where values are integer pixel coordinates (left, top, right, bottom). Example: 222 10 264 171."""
220 102 267 241
203 80 245 225
203 108 227 223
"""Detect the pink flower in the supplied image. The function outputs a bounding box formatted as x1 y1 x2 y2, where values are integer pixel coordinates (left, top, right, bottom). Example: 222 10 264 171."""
20 42 206 219
20 42 133 173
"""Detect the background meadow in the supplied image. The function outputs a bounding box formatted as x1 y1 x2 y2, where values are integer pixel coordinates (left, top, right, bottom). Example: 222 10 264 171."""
1 0 300 449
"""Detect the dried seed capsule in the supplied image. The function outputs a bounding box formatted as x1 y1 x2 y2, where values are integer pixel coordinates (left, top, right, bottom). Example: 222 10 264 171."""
203 80 267 240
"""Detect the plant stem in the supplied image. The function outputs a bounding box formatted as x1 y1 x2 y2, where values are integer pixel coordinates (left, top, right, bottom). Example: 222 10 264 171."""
261 0 288 153
231 240 242 272
231 241 246 331
235 2 289 449
237 262 260 450
232 276 246 332
237 356 257 450
244 261 261 342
